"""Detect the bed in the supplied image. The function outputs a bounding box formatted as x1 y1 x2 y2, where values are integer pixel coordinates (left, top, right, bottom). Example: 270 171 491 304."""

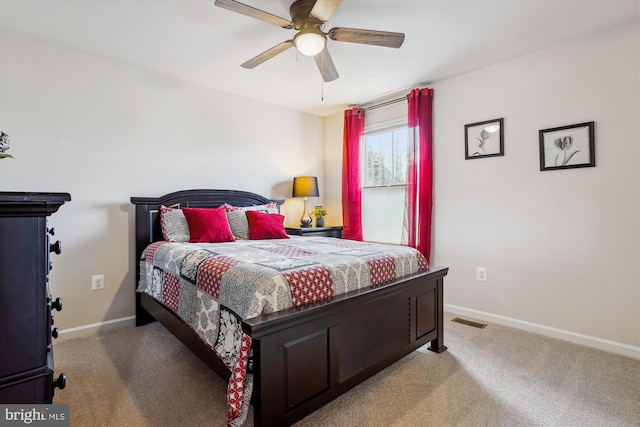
131 189 448 427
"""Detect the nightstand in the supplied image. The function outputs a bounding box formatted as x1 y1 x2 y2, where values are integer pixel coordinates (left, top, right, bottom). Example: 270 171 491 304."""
285 226 343 239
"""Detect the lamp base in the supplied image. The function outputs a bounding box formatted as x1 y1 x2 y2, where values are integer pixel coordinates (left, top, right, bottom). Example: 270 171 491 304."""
300 197 312 227
300 219 312 228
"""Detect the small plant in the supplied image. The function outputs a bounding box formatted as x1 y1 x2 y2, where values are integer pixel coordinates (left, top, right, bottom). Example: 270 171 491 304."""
311 207 327 227
310 207 327 218
0 132 12 159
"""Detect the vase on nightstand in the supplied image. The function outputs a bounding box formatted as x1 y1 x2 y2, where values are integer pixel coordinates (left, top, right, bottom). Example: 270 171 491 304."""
316 217 325 227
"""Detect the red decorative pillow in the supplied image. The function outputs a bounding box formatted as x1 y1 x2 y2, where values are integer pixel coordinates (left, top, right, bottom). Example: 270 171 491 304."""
246 210 289 240
182 207 235 243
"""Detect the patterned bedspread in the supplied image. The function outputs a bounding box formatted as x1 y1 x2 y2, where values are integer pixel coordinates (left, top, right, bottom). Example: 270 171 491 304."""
137 236 428 426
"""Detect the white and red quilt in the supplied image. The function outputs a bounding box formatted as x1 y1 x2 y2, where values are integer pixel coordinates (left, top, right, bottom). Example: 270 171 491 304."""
138 236 428 426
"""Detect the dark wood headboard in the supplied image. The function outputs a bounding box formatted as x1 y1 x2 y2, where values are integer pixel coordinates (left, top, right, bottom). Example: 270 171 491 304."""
130 189 284 325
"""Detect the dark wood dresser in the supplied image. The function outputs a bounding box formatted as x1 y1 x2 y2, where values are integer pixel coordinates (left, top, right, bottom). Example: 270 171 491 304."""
0 192 70 403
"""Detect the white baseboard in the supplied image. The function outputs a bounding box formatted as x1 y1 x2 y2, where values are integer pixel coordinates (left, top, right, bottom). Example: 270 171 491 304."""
57 316 136 341
444 304 640 359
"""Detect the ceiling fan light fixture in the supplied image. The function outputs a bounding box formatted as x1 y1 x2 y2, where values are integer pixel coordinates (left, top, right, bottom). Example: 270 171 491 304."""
214 0 406 82
294 29 326 56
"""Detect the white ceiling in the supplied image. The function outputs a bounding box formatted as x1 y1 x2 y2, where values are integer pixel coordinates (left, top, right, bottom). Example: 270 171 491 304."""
1 0 638 117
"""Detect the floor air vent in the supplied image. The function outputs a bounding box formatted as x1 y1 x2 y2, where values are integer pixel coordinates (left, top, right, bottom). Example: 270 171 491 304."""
451 317 487 329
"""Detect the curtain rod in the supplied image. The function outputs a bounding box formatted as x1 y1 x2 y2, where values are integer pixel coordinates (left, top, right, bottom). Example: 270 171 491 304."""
353 84 430 111
351 82 425 111
362 95 407 111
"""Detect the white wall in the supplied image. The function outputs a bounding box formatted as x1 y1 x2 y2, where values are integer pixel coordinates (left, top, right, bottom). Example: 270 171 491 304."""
322 113 343 226
0 30 325 331
325 21 640 354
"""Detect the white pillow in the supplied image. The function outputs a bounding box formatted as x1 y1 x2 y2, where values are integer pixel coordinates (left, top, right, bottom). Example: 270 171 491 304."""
226 209 249 240
223 202 279 239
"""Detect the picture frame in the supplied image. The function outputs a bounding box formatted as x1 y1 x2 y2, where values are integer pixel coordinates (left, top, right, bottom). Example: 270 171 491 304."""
539 121 595 171
464 118 504 160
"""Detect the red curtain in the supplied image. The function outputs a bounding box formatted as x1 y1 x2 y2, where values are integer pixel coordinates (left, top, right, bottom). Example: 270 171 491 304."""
342 108 365 241
403 88 434 261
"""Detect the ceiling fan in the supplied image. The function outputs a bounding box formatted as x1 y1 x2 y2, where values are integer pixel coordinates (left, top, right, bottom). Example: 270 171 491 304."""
214 0 405 82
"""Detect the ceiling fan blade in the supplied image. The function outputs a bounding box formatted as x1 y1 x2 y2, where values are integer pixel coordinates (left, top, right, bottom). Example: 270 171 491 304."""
214 0 293 29
241 40 294 69
309 0 343 23
313 47 339 82
328 27 405 48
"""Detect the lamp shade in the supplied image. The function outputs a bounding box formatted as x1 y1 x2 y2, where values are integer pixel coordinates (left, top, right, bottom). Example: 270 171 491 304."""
292 176 319 198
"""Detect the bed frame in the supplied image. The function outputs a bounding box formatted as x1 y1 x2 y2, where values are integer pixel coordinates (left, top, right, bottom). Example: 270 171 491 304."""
131 189 448 427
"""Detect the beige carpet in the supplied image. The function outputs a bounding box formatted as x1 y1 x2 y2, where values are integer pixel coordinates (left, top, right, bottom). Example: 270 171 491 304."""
53 313 640 426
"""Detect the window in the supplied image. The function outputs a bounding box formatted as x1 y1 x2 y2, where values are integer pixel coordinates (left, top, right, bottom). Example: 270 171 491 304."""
363 126 408 187
361 124 408 244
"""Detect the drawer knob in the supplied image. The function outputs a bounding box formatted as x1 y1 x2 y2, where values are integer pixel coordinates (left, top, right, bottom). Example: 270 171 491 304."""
51 327 59 339
50 240 62 254
54 373 66 390
52 297 63 311
48 227 55 236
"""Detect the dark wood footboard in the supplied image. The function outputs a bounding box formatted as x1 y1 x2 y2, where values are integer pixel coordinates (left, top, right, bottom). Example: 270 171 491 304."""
244 266 447 426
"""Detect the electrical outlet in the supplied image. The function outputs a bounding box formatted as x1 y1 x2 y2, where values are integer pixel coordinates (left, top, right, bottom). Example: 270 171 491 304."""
476 267 487 282
91 274 104 291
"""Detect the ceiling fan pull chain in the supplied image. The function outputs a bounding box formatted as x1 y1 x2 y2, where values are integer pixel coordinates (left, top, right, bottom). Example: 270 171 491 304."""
321 52 325 101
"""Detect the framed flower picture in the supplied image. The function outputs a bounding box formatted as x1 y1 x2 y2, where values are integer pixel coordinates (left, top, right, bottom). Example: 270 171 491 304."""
539 121 595 171
464 118 504 159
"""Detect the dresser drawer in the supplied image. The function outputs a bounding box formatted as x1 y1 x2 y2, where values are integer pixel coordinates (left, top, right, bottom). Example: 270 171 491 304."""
0 369 53 404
